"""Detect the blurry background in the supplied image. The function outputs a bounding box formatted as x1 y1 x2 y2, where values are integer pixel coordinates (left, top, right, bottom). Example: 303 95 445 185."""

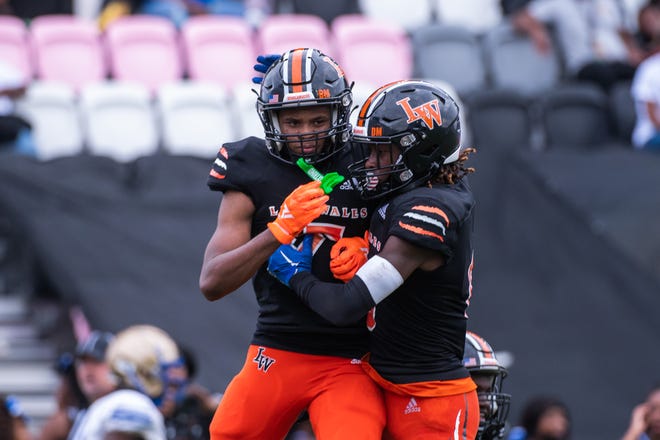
1 0 659 438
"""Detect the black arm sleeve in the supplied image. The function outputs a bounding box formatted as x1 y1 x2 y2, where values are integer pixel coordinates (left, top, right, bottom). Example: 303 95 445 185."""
289 272 376 327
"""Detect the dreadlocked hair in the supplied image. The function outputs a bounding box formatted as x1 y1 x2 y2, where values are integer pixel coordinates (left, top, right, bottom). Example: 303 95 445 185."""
430 147 476 185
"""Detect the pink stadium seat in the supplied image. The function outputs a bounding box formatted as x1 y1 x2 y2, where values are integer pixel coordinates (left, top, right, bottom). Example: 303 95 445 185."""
0 15 33 82
181 15 255 89
30 15 107 92
257 14 333 57
104 15 183 93
331 14 412 86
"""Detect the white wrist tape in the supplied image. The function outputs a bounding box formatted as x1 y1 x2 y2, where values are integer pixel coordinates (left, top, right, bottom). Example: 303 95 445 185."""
355 255 404 304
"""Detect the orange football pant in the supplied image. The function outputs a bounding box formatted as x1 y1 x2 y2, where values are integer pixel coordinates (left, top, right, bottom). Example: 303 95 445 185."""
382 390 479 440
209 345 386 440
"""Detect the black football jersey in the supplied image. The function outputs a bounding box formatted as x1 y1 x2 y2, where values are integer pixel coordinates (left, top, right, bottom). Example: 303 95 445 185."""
366 178 476 383
207 137 373 358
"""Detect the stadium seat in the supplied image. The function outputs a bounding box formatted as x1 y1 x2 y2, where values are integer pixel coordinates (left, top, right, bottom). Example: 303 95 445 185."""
181 15 256 89
80 81 159 162
411 24 488 97
257 14 332 57
358 0 433 32
104 15 183 94
16 81 84 160
229 81 265 139
465 89 532 151
0 15 33 81
434 0 502 34
537 82 614 150
331 15 412 86
482 23 562 98
30 15 106 92
157 81 235 158
608 80 635 146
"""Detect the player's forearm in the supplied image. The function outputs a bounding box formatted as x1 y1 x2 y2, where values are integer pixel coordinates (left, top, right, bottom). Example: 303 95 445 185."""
200 230 280 300
290 272 375 326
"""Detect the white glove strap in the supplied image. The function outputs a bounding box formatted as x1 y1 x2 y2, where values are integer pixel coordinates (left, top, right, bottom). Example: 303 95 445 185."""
355 255 404 304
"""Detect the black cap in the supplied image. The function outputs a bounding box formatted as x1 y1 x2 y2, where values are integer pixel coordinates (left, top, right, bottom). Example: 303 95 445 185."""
75 330 114 361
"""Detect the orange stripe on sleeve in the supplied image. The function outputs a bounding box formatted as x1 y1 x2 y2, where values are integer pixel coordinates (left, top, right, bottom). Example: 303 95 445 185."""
209 169 225 179
398 221 444 242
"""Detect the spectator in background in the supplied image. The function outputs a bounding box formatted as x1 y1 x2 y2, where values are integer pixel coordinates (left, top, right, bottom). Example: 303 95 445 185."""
242 0 360 27
73 331 116 405
631 12 660 149
161 344 219 440
638 2 660 51
621 383 660 440
0 0 72 19
38 352 89 440
98 0 245 29
500 0 645 91
68 325 175 439
506 395 571 440
500 0 593 75
574 0 648 67
64 330 116 438
0 60 34 156
0 0 12 14
1 394 32 440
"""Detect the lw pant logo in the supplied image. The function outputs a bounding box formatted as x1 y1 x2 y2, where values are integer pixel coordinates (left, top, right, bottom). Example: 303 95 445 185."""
253 347 276 372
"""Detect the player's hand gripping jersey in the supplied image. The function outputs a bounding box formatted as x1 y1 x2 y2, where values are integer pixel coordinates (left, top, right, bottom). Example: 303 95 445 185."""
329 233 369 282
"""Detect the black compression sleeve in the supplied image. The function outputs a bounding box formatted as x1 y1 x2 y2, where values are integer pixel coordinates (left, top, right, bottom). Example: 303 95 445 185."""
289 272 376 326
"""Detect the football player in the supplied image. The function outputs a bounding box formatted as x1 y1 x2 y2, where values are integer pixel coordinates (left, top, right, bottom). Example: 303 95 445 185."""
268 80 480 439
463 331 511 440
69 325 183 440
200 48 385 439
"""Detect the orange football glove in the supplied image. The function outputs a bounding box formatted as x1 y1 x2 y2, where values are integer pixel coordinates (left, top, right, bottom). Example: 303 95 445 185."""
330 235 369 282
267 181 329 244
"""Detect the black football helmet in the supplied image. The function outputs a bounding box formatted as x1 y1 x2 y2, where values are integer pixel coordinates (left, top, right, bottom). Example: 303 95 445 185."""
256 47 353 165
349 80 461 200
463 331 511 440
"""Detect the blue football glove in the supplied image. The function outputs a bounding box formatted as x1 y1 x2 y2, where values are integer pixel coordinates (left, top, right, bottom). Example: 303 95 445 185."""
268 234 313 286
252 54 280 84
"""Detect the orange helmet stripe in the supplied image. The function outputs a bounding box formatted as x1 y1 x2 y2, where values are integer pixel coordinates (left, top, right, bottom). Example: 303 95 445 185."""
290 49 304 93
466 331 495 359
357 81 398 127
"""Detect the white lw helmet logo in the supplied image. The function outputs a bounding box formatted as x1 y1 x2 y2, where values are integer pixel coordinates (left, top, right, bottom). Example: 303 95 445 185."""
396 97 443 129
